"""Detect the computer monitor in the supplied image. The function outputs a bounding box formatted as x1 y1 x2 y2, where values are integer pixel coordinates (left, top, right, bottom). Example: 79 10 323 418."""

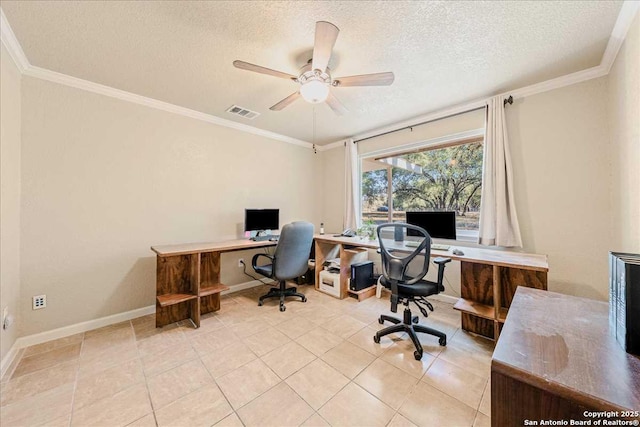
405 211 456 240
244 209 279 232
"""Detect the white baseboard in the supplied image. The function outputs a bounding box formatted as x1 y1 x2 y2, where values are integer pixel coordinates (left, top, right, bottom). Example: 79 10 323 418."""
1 341 21 379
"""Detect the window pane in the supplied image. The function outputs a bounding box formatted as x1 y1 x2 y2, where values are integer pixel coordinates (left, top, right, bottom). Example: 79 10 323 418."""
361 168 389 225
391 142 483 232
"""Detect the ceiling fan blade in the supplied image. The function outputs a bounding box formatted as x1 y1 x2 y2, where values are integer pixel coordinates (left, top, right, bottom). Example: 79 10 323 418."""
270 92 301 111
326 91 348 116
312 21 339 73
233 60 297 81
333 72 395 87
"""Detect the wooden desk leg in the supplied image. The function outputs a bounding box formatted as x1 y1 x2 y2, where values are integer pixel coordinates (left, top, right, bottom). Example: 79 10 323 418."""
189 253 201 328
493 265 502 340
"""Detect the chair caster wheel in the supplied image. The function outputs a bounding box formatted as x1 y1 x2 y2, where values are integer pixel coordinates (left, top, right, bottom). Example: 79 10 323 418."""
279 304 286 312
414 351 423 361
302 297 307 302
378 317 384 325
412 316 419 324
373 335 380 344
258 301 263 306
439 337 447 346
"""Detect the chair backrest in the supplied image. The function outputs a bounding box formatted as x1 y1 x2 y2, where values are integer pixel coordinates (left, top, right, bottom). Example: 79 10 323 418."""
273 221 314 280
377 223 431 286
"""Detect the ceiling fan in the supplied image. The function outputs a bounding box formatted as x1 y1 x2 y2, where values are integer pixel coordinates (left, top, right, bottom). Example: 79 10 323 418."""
233 21 394 116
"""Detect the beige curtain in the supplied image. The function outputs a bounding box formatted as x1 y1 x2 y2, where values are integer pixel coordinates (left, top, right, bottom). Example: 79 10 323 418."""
344 139 360 230
478 96 522 247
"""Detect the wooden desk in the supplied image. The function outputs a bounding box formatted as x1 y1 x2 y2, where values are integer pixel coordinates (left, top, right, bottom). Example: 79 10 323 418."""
150 239 276 327
492 287 640 426
313 234 549 340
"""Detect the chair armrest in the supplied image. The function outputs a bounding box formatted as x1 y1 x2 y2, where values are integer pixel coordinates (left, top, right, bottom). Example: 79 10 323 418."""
433 257 452 265
433 257 452 289
251 253 274 268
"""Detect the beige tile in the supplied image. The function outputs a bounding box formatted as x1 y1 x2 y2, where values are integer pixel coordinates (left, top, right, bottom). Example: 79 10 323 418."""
399 381 476 427
438 339 492 379
200 341 257 379
1 348 24 383
354 358 418 410
154 384 233 427
301 413 330 426
451 330 495 353
296 327 342 356
74 359 144 409
71 383 151 427
0 360 77 406
126 413 157 426
320 341 375 379
285 359 349 410
422 357 487 410
321 314 368 339
261 341 316 379
388 413 418 427
136 328 187 358
46 413 73 427
296 305 340 325
132 319 180 341
12 343 82 378
140 340 198 377
215 358 280 409
78 341 139 377
178 312 225 336
23 333 84 358
82 326 134 355
474 412 491 427
237 382 313 426
348 325 400 356
84 321 132 339
275 316 317 339
381 340 436 378
228 318 268 338
318 382 395 427
243 327 291 356
479 380 491 416
0 383 74 426
147 359 213 409
190 328 240 356
213 412 244 427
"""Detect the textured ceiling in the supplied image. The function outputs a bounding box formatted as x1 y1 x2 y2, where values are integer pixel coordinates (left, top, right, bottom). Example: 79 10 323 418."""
1 1 623 144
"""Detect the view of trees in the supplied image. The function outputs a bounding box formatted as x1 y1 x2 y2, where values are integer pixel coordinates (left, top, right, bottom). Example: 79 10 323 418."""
362 142 483 229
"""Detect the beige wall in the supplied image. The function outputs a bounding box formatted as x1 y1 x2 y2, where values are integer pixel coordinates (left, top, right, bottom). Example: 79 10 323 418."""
608 13 640 254
0 44 22 361
507 77 612 300
320 145 345 234
19 76 320 336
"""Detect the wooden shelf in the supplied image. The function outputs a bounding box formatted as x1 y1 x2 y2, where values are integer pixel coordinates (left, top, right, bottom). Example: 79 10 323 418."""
498 307 509 323
453 298 495 321
199 283 229 297
157 293 197 307
347 284 377 302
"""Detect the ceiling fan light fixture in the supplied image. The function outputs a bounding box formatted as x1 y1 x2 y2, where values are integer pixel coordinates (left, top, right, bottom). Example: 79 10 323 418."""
300 79 330 103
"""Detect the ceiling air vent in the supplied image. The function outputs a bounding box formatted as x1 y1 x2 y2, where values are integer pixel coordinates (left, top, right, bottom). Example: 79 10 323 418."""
226 105 260 120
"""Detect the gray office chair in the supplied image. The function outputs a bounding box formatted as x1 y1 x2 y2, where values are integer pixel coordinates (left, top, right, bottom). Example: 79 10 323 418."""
374 223 451 360
252 221 314 312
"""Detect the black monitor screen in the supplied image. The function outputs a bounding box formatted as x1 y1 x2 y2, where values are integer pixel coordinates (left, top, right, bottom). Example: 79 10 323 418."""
405 211 456 240
244 209 279 232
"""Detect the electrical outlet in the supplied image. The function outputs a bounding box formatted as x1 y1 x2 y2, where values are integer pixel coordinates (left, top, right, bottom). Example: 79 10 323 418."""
238 259 245 268
32 295 46 310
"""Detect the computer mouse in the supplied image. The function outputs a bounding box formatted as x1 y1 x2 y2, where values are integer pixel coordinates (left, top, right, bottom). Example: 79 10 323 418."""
452 249 465 256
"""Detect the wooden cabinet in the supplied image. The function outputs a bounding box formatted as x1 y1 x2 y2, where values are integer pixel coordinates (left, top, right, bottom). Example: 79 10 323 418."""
151 239 276 328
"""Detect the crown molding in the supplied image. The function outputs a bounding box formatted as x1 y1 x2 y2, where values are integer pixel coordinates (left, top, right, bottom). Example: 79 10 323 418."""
601 0 640 74
0 8 28 72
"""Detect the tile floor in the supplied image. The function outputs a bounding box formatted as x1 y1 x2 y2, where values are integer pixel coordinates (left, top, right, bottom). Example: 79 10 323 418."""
1 285 494 427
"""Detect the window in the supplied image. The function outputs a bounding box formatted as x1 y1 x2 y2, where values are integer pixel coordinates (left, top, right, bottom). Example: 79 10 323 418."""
361 137 483 240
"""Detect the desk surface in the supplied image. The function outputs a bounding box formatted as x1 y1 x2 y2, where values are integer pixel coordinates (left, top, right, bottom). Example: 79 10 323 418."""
493 287 640 411
151 239 276 257
314 234 548 271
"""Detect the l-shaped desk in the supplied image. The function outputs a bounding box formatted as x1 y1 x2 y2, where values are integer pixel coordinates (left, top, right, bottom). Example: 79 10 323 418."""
313 234 549 340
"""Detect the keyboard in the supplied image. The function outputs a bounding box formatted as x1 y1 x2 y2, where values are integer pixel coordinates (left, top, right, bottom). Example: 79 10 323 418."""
404 241 450 251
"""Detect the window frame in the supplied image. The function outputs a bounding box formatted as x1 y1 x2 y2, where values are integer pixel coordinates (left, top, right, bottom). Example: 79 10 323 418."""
359 128 485 242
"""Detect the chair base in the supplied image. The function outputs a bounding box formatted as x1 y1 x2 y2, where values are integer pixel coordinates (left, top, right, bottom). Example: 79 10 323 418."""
258 280 307 312
374 307 446 360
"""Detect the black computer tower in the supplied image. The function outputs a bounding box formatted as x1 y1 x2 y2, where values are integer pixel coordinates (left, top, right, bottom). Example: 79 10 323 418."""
610 252 640 355
350 261 374 291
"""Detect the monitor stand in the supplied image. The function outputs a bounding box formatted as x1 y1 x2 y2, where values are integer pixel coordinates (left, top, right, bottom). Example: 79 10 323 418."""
250 230 270 241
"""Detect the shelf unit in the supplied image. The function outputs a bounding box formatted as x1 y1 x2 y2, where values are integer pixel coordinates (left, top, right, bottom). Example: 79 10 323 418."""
151 239 276 328
314 240 369 299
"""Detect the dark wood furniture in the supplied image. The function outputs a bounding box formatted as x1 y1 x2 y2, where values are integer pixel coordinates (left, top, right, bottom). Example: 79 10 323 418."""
492 287 640 426
313 234 548 340
150 239 276 327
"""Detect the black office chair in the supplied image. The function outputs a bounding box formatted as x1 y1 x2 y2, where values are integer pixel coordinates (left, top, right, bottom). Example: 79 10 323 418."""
252 221 314 312
374 223 451 360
